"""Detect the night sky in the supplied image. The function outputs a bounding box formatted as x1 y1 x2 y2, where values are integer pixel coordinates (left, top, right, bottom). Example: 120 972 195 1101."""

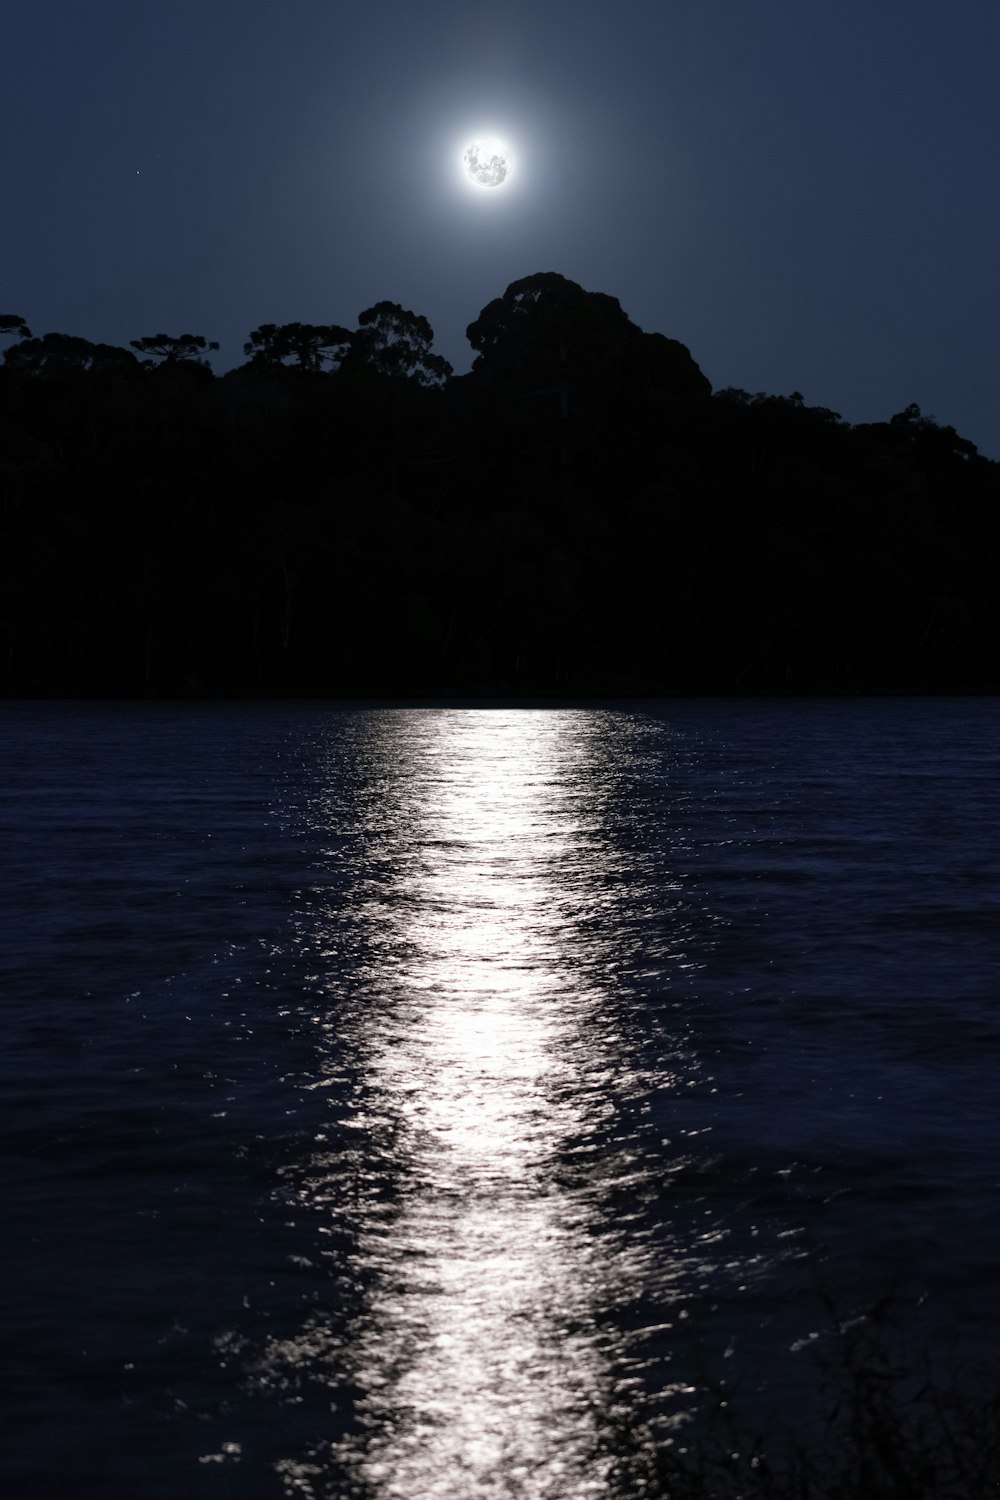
5 0 998 454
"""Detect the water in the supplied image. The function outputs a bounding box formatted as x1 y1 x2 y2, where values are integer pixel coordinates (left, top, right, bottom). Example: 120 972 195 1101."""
2 700 999 1497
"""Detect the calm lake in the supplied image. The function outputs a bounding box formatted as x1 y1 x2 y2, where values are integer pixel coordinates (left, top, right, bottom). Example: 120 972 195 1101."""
2 700 999 1498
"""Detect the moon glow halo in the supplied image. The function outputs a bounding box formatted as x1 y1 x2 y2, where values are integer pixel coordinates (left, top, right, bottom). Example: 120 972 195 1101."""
463 136 513 189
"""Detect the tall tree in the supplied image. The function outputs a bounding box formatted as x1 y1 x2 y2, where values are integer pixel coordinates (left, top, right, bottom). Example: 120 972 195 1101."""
466 272 633 380
130 333 219 367
0 314 32 342
466 271 711 403
349 302 451 387
243 321 352 372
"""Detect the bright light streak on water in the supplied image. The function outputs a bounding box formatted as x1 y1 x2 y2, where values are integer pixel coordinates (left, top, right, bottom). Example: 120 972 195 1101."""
261 710 718 1497
3 701 1000 1498
334 714 617 1495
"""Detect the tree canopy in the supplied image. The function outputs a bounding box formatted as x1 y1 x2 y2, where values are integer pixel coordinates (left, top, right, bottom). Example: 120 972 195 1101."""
1 273 995 698
465 272 710 406
243 322 353 372
348 302 452 387
0 314 32 342
4 332 138 377
130 332 220 366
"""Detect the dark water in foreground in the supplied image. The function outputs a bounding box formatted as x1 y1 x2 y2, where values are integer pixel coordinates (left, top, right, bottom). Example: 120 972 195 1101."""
2 701 999 1498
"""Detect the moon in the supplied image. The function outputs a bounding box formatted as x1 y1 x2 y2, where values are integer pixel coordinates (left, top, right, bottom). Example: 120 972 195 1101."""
463 137 512 189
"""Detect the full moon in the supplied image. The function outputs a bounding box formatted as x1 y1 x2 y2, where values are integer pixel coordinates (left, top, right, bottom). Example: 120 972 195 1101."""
463 137 512 189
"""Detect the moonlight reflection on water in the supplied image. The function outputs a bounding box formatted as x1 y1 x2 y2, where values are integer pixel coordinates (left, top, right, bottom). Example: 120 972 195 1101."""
262 710 725 1498
5 702 997 1496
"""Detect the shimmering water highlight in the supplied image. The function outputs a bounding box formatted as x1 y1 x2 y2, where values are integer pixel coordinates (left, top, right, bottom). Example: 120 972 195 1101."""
2 701 999 1498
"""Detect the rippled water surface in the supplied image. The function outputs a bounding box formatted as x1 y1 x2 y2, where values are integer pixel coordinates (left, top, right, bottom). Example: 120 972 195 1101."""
2 701 999 1497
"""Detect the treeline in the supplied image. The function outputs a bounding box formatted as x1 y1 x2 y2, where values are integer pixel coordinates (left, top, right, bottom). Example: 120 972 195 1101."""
1 273 997 696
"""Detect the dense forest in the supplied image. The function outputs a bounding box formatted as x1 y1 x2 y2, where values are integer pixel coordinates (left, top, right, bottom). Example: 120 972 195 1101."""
1 273 996 696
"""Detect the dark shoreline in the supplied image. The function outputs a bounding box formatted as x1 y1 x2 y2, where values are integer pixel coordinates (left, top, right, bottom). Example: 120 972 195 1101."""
5 276 998 701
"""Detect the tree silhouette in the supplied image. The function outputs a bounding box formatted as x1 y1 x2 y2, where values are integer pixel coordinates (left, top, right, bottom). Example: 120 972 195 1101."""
130 332 219 366
348 302 451 387
1 272 996 698
4 332 138 376
0 314 32 342
891 403 928 427
243 321 352 372
888 403 979 462
466 272 634 380
466 271 710 403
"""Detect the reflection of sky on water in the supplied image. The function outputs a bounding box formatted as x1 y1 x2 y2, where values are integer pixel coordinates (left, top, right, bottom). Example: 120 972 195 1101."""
258 709 760 1499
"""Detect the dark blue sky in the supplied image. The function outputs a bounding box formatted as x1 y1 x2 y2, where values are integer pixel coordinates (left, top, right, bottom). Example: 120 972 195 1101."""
5 0 998 452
